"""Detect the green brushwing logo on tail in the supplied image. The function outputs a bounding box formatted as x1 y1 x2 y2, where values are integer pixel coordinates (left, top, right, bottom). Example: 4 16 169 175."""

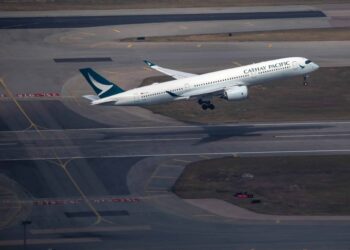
79 68 124 98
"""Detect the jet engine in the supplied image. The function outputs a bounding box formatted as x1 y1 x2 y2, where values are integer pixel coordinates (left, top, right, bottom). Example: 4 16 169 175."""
223 86 248 101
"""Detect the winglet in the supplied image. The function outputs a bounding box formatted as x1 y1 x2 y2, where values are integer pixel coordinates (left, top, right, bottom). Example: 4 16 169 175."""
144 60 156 67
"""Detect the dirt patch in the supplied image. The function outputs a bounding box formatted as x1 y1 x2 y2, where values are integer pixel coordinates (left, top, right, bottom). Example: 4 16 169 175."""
0 0 348 11
123 28 350 43
140 67 350 124
173 155 350 215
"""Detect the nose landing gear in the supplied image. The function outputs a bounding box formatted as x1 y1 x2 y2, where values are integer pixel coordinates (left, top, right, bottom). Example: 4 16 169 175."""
303 75 309 86
198 99 215 110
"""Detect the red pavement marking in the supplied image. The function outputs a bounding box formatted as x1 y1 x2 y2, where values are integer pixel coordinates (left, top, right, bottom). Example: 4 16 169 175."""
0 93 60 98
32 197 140 206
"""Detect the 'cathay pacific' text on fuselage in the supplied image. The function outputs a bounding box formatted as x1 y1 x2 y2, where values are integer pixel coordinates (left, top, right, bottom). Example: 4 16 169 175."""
243 61 290 74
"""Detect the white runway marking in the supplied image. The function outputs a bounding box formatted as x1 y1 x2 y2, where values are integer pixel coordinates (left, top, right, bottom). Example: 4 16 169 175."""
276 133 350 138
173 159 191 163
0 143 18 146
3 120 350 133
96 137 202 143
0 237 101 246
31 225 151 234
0 121 350 133
2 149 350 161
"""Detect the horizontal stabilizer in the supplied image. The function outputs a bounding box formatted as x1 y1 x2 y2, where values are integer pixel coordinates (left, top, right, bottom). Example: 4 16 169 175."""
83 95 99 102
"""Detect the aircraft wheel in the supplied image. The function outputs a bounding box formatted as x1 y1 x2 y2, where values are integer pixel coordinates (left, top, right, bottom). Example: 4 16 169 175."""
209 104 215 110
303 75 309 86
201 104 208 110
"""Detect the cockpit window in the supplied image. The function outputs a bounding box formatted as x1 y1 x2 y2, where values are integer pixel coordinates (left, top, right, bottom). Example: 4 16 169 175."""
305 60 312 64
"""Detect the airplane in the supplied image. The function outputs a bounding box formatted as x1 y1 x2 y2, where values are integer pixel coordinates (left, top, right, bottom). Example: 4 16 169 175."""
79 57 319 110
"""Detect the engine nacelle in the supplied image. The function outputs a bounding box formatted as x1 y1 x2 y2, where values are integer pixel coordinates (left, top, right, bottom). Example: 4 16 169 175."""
224 86 248 101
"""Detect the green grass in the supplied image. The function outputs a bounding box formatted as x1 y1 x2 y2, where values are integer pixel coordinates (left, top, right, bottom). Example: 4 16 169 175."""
173 155 350 215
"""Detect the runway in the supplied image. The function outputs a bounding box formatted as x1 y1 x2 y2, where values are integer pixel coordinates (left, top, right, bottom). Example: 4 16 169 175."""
2 118 350 161
1 3 350 250
0 10 325 29
2 113 350 249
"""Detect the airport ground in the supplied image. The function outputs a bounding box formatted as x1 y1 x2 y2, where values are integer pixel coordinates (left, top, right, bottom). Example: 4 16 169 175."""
1 2 350 250
174 155 350 215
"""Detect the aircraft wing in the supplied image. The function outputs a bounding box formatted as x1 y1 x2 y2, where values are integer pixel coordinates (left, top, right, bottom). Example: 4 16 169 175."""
187 82 245 100
144 60 197 80
190 90 224 99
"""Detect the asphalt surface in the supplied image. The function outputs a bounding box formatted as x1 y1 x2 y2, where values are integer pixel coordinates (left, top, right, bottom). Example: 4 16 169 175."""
3 117 350 161
0 158 138 197
1 4 350 250
0 11 325 29
0 100 107 130
0 101 348 160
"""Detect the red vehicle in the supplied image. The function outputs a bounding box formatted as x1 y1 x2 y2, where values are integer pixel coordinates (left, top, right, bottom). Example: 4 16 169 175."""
234 192 254 199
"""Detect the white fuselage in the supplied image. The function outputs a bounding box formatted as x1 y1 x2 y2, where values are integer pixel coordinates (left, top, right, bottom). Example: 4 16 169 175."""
92 57 319 106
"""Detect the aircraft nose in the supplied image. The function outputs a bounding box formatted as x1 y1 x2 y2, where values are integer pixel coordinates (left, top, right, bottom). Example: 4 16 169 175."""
314 63 320 70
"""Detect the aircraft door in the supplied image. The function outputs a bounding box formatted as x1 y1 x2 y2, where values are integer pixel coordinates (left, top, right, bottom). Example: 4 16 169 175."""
250 70 258 79
292 61 298 71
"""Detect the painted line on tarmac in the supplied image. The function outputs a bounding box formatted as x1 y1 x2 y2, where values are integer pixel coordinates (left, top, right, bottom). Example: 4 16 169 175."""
54 57 112 63
152 176 177 179
96 137 202 143
194 214 217 217
199 155 211 159
0 92 60 98
2 120 350 133
2 197 142 206
173 159 191 163
3 149 350 161
275 133 350 138
31 197 140 206
31 225 151 235
0 143 17 146
0 238 101 246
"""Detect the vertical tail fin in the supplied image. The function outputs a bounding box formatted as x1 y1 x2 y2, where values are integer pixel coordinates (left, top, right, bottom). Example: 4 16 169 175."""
79 68 124 98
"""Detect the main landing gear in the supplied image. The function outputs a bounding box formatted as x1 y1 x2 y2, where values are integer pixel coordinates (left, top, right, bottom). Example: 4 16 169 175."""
303 75 309 86
198 99 215 110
